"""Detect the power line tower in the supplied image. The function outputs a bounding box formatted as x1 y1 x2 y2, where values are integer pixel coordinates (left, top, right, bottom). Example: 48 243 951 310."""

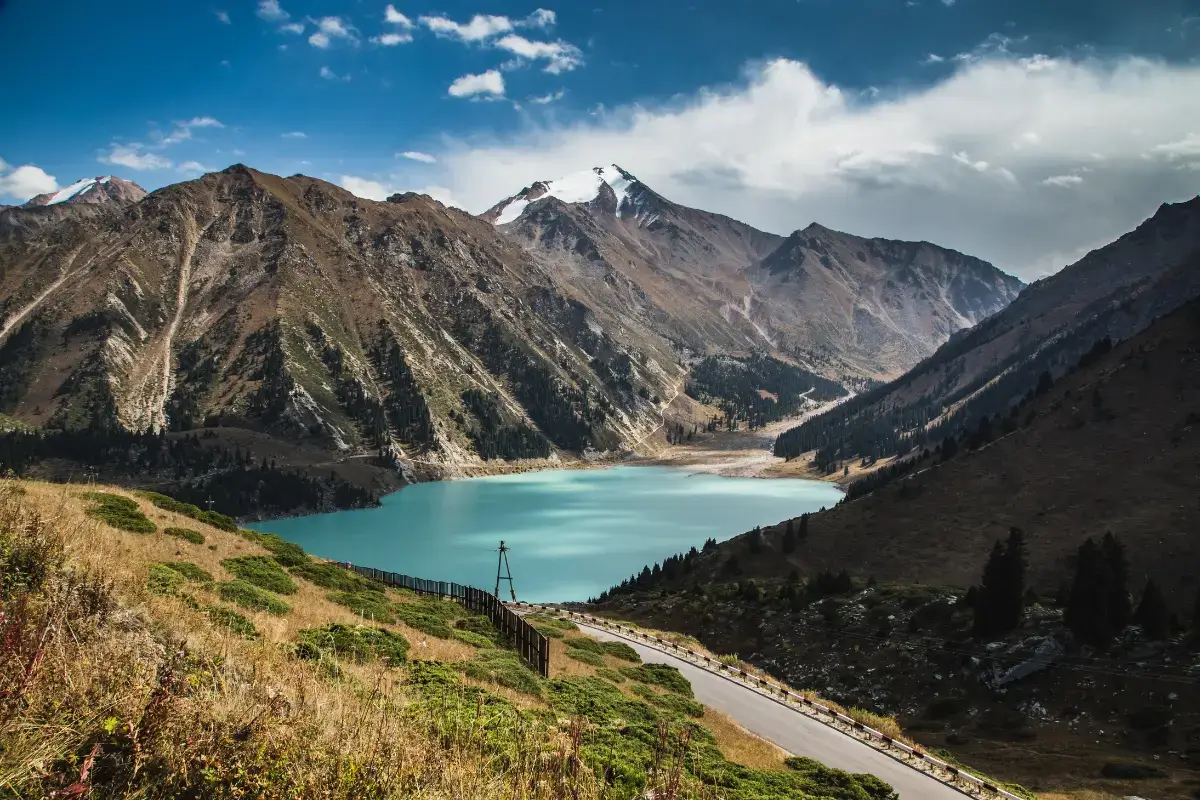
494 540 517 601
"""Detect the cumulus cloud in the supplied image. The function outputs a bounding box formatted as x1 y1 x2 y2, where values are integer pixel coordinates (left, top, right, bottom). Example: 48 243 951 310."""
340 174 461 207
216 10 231 24
420 13 512 41
400 151 437 163
99 144 173 171
257 0 289 22
412 55 1200 279
309 16 357 48
280 22 304 34
372 32 411 45
448 69 505 98
0 160 58 200
319 66 350 81
494 34 581 73
525 8 556 28
384 4 413 27
530 88 565 104
178 161 214 175
923 53 944 64
158 116 224 146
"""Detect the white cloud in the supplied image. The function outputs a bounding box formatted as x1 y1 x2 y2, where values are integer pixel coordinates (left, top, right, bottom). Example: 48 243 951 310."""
340 175 460 208
525 8 556 28
416 55 1200 279
158 116 224 146
319 66 350 81
448 69 505 98
400 151 437 163
494 34 581 73
420 13 512 41
1042 174 1084 187
0 161 58 200
384 4 414 28
99 144 173 171
372 32 412 45
281 21 304 34
216 10 231 24
178 161 214 175
942 0 956 5
923 53 944 64
530 88 565 104
309 16 357 48
257 0 289 22
281 131 307 138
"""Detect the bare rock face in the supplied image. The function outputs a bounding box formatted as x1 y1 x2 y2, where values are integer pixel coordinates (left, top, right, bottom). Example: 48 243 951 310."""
23 176 147 207
0 166 677 477
2 176 147 241
485 165 1023 379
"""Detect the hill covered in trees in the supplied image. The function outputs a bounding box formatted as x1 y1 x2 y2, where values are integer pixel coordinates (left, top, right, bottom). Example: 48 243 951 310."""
685 353 845 431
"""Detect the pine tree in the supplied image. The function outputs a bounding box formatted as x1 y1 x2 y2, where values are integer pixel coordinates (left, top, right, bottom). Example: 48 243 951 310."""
973 541 1008 637
1135 579 1171 640
798 513 809 541
1065 538 1114 646
1101 532 1132 630
747 526 764 554
973 528 1026 637
782 519 797 553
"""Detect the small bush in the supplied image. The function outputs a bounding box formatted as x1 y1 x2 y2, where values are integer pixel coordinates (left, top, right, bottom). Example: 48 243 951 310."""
630 683 704 718
147 563 185 594
290 560 381 592
296 623 409 665
452 629 495 648
163 561 213 583
139 490 238 531
454 616 506 646
204 606 260 639
163 526 205 545
527 613 577 638
564 636 641 663
462 649 542 697
1100 761 1165 780
327 590 395 623
221 556 298 595
195 509 238 532
393 603 454 639
564 648 605 666
217 580 291 615
243 530 308 567
620 663 692 697
595 667 626 683
83 492 156 534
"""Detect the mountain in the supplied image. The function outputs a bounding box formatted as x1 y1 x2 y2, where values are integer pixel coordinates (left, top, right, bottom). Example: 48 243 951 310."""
22 175 147 207
1 175 146 241
486 165 1023 379
0 165 681 491
775 194 1200 465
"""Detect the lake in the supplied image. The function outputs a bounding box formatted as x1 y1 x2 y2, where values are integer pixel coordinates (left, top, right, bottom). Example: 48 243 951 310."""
250 466 843 602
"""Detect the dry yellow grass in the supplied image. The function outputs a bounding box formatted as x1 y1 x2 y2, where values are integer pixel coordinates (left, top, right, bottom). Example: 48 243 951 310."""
702 710 790 770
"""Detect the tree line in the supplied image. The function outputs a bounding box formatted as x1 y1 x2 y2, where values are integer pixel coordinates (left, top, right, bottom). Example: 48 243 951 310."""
685 353 845 432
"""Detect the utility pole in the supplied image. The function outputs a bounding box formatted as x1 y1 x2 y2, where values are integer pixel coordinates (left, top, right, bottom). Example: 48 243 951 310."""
206 497 215 512
494 540 516 601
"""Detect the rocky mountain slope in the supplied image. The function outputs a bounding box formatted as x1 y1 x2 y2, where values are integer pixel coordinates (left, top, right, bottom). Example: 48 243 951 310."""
776 194 1200 464
22 175 147 207
0 165 679 485
1 176 146 241
488 165 1022 378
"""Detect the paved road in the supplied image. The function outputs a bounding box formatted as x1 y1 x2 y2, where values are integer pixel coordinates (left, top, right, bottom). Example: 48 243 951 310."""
576 622 968 800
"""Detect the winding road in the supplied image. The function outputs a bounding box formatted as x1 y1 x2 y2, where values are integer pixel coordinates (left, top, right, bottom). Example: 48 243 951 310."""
574 621 969 800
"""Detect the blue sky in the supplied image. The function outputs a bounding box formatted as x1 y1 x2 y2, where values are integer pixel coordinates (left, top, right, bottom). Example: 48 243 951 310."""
2 0 1199 277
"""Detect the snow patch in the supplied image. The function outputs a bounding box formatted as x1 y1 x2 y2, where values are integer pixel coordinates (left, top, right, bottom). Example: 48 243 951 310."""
45 178 97 205
493 165 635 225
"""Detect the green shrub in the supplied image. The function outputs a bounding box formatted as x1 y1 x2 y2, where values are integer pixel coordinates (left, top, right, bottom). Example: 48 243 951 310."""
564 636 641 663
595 667 626 683
217 580 291 616
243 531 308 567
564 648 606 667
461 650 542 697
393 604 454 639
630 683 705 718
1100 761 1165 780
148 563 185 594
290 560 381 592
785 757 897 800
220 556 297 595
527 613 577 638
204 606 260 639
163 526 205 545
83 492 156 534
454 616 506 646
296 623 409 665
162 561 213 583
452 629 495 648
620 663 692 697
138 490 237 531
415 596 468 621
327 590 395 623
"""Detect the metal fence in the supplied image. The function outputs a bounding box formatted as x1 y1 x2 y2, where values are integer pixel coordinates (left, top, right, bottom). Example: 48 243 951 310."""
338 562 550 677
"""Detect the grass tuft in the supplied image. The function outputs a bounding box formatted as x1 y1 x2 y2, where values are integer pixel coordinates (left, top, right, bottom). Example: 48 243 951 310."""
564 636 640 663
203 605 260 639
83 491 156 533
327 589 395 623
138 490 238 531
163 526 205 545
296 623 410 665
619 663 693 697
461 649 543 697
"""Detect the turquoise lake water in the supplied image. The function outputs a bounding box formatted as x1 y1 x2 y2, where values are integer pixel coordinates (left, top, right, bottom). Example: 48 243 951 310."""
250 466 843 602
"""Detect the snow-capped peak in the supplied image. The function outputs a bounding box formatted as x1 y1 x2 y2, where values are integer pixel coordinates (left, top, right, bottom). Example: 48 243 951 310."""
490 164 638 225
45 177 106 205
22 175 147 209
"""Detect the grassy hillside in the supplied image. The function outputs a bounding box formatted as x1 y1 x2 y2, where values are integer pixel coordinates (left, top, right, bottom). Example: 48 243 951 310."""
0 479 898 799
